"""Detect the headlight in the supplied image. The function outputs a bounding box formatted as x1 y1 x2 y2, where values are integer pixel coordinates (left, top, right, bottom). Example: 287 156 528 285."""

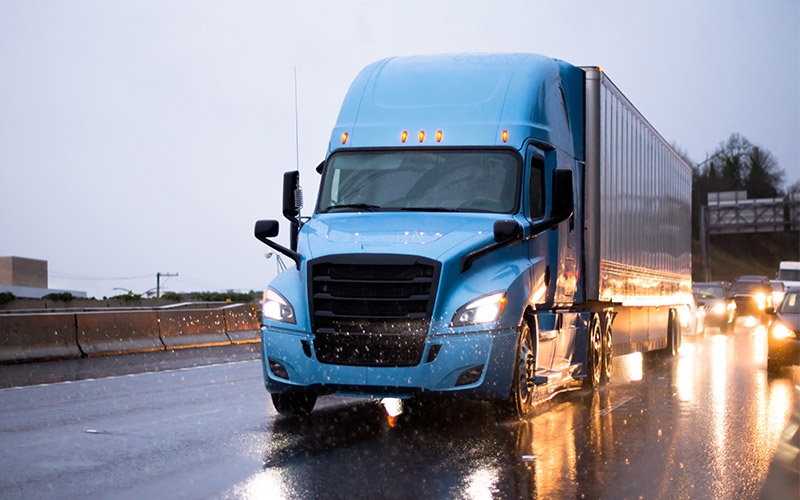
771 322 797 340
754 292 767 310
262 288 296 324
678 306 691 327
452 292 507 327
711 303 726 315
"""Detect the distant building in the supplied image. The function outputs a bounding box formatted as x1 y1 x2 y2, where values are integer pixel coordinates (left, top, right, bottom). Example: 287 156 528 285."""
0 256 87 298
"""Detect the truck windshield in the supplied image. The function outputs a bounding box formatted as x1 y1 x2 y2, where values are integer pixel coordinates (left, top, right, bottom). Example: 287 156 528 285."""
317 150 521 214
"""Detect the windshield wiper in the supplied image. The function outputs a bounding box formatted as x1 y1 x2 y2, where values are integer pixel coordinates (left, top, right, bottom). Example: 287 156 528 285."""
399 207 458 212
321 203 381 213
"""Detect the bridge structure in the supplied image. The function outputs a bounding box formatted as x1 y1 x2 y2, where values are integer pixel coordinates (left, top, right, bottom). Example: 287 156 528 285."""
699 191 800 281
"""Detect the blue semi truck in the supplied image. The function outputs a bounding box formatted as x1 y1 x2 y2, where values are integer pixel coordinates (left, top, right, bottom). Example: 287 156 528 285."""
254 53 692 418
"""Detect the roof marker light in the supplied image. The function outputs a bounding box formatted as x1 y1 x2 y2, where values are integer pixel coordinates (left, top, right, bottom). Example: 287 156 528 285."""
436 130 443 142
418 130 425 143
341 132 349 144
501 130 509 143
401 130 408 143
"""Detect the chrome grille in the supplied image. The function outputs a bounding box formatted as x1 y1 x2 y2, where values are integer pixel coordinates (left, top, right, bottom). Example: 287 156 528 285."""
309 254 439 366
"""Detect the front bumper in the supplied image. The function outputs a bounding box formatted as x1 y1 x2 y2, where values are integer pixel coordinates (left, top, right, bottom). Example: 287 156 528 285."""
260 324 519 401
768 336 800 367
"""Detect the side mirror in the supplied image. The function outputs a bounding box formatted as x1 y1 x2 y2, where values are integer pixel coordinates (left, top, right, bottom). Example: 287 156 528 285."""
529 169 575 236
253 219 301 270
254 220 279 241
494 220 522 244
765 306 776 315
282 171 303 221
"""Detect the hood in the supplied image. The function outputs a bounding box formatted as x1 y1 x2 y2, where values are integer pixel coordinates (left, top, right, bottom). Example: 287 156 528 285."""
299 212 499 262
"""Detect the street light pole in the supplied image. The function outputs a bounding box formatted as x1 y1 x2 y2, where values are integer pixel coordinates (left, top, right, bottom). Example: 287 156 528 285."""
156 272 178 298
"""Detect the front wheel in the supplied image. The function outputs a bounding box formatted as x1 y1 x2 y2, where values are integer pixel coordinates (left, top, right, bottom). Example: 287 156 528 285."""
495 320 536 419
271 392 317 418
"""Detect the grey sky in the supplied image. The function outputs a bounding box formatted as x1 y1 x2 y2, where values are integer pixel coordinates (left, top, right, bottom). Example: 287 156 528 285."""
1 1 798 299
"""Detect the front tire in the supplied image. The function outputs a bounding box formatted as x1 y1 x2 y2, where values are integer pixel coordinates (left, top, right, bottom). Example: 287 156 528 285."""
496 320 536 419
271 392 317 418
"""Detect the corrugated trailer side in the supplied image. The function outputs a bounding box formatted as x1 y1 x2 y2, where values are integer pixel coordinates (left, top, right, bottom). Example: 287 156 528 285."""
583 67 692 352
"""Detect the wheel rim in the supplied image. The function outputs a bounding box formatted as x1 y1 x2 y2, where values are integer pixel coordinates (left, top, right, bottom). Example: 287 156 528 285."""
517 325 535 405
590 320 602 386
602 324 613 381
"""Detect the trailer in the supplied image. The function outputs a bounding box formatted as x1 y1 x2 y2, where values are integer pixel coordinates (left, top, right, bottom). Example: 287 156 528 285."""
254 53 692 418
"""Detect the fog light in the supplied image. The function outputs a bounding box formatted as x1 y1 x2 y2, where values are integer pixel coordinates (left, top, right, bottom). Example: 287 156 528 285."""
268 358 289 380
456 365 483 386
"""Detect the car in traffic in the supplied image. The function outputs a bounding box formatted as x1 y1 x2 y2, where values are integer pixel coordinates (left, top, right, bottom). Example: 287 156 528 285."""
729 275 773 324
677 293 706 336
766 286 800 374
693 281 736 333
770 280 787 307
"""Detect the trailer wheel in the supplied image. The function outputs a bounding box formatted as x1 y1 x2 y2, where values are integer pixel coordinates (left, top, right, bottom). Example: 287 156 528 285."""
601 318 613 383
666 310 679 357
586 315 603 388
496 320 536 419
271 392 317 418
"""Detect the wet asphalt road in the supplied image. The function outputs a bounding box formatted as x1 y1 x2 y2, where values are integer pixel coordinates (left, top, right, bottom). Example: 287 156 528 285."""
1 322 798 500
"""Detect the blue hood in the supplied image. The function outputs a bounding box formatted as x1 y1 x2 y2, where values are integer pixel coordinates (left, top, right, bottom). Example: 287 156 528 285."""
299 212 499 262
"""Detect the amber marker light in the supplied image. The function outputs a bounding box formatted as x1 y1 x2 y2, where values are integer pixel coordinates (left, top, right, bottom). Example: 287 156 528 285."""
501 130 509 143
436 130 443 142
341 132 349 144
401 130 408 143
418 130 425 143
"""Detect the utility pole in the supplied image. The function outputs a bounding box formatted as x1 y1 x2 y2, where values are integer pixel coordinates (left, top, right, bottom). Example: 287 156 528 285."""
156 272 178 298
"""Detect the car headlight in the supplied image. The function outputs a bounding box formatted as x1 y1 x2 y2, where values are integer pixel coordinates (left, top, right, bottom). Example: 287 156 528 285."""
711 303 726 315
771 322 797 340
262 288 296 324
678 306 691 327
452 292 507 327
754 292 767 310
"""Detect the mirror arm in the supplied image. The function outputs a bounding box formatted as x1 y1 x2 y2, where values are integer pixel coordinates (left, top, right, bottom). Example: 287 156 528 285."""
461 234 523 272
255 233 302 270
529 211 573 236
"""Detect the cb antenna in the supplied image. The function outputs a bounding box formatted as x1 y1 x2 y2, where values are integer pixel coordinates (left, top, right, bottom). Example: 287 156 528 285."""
293 66 303 210
294 65 300 172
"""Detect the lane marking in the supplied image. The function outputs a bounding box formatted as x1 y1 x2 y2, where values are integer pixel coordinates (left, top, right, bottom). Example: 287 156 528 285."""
598 396 633 416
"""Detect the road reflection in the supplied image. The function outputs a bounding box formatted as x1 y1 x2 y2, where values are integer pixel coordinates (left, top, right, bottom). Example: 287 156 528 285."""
225 324 796 499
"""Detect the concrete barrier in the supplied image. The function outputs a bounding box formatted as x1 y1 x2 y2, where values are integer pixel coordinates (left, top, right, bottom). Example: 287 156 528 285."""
77 311 164 356
222 304 261 344
0 313 81 363
158 309 231 349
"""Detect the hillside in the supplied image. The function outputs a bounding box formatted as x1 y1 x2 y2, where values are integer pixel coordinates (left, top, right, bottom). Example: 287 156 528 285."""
692 231 799 282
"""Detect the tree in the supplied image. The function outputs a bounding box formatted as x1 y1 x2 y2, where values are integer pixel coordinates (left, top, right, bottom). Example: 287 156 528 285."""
694 133 786 200
746 146 782 198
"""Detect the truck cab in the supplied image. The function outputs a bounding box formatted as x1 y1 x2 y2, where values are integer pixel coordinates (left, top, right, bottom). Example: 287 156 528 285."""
254 53 689 419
